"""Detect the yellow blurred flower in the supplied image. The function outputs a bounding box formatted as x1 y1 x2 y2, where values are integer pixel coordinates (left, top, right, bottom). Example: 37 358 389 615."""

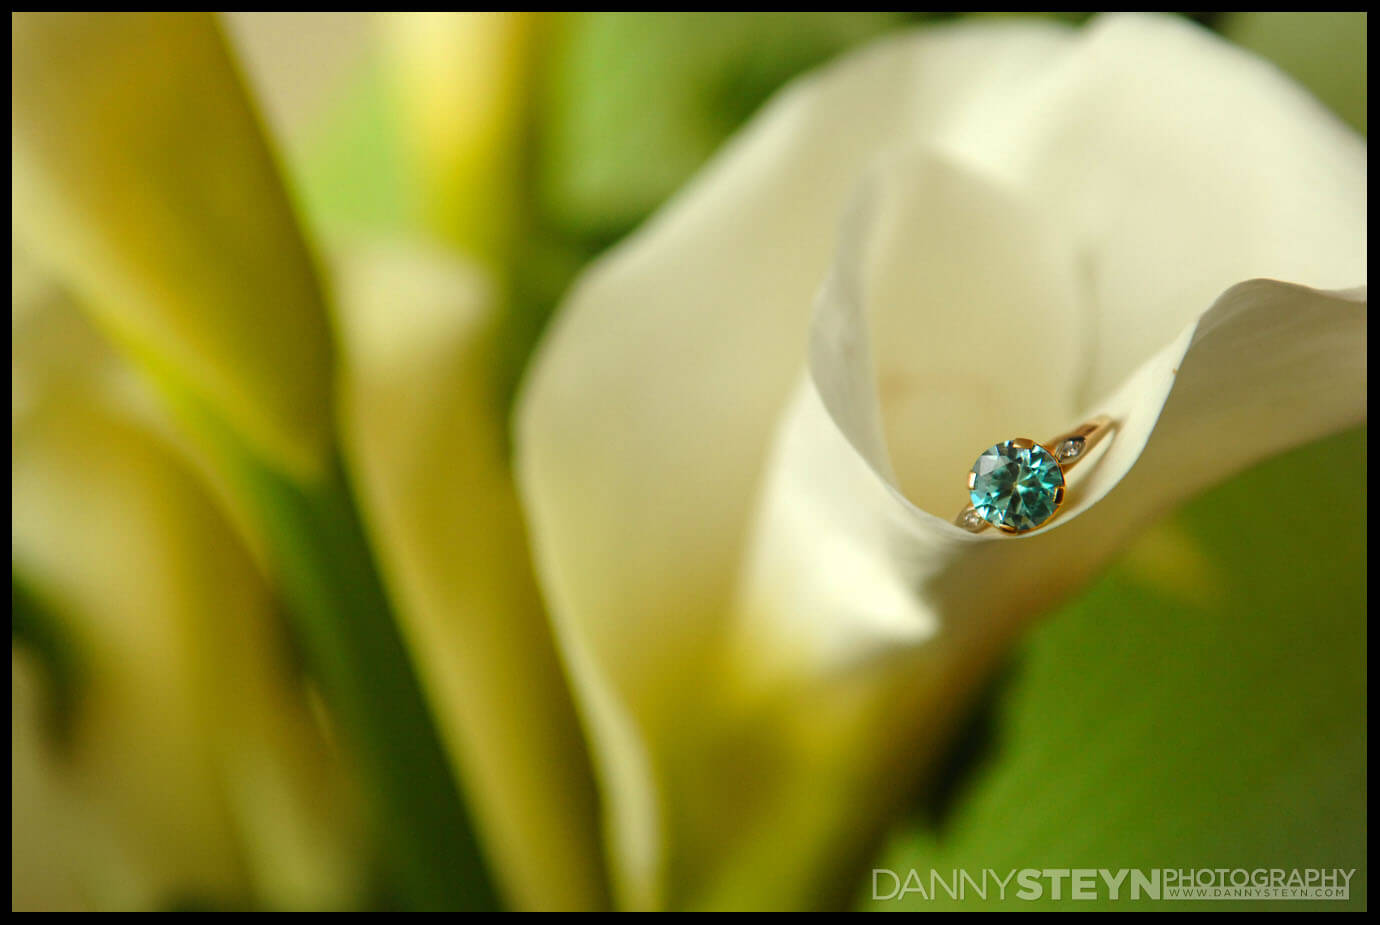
12 264 363 910
13 11 602 912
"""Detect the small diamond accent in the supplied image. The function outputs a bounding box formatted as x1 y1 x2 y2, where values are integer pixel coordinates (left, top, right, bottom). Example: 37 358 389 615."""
957 508 985 530
1056 437 1085 461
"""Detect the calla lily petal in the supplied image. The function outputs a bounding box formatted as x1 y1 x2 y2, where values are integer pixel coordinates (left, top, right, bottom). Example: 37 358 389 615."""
720 162 1363 904
11 12 334 480
383 12 536 262
332 243 607 910
516 13 1365 910
518 29 1076 905
938 13 1366 411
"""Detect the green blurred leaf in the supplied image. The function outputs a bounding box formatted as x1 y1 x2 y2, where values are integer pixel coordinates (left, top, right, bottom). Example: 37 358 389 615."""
290 55 417 242
289 14 538 266
11 572 86 748
862 427 1366 911
1222 12 1367 135
537 13 1236 243
538 12 914 239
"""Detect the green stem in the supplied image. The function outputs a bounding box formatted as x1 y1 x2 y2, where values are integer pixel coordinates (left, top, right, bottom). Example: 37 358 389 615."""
188 401 500 911
12 569 85 748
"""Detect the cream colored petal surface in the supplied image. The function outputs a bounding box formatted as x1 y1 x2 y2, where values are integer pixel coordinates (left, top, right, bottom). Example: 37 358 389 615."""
711 153 1364 904
515 23 1074 906
713 283 1364 910
676 153 1365 909
221 13 372 156
12 294 362 910
825 151 1088 515
11 12 334 479
936 13 1366 407
333 243 606 911
520 18 1076 711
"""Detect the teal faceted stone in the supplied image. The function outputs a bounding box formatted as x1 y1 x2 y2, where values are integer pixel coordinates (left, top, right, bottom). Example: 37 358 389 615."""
968 440 1065 532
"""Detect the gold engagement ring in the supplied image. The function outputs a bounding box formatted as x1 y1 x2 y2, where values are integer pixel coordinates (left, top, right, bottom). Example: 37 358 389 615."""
955 415 1115 534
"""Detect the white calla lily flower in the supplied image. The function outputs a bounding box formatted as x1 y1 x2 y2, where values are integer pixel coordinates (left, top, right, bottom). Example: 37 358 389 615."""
516 13 1365 910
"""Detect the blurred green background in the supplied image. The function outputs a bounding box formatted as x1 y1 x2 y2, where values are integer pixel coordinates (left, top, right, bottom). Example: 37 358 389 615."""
13 11 1366 912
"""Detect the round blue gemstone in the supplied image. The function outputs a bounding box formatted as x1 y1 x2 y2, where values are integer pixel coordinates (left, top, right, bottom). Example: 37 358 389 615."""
968 441 1065 532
